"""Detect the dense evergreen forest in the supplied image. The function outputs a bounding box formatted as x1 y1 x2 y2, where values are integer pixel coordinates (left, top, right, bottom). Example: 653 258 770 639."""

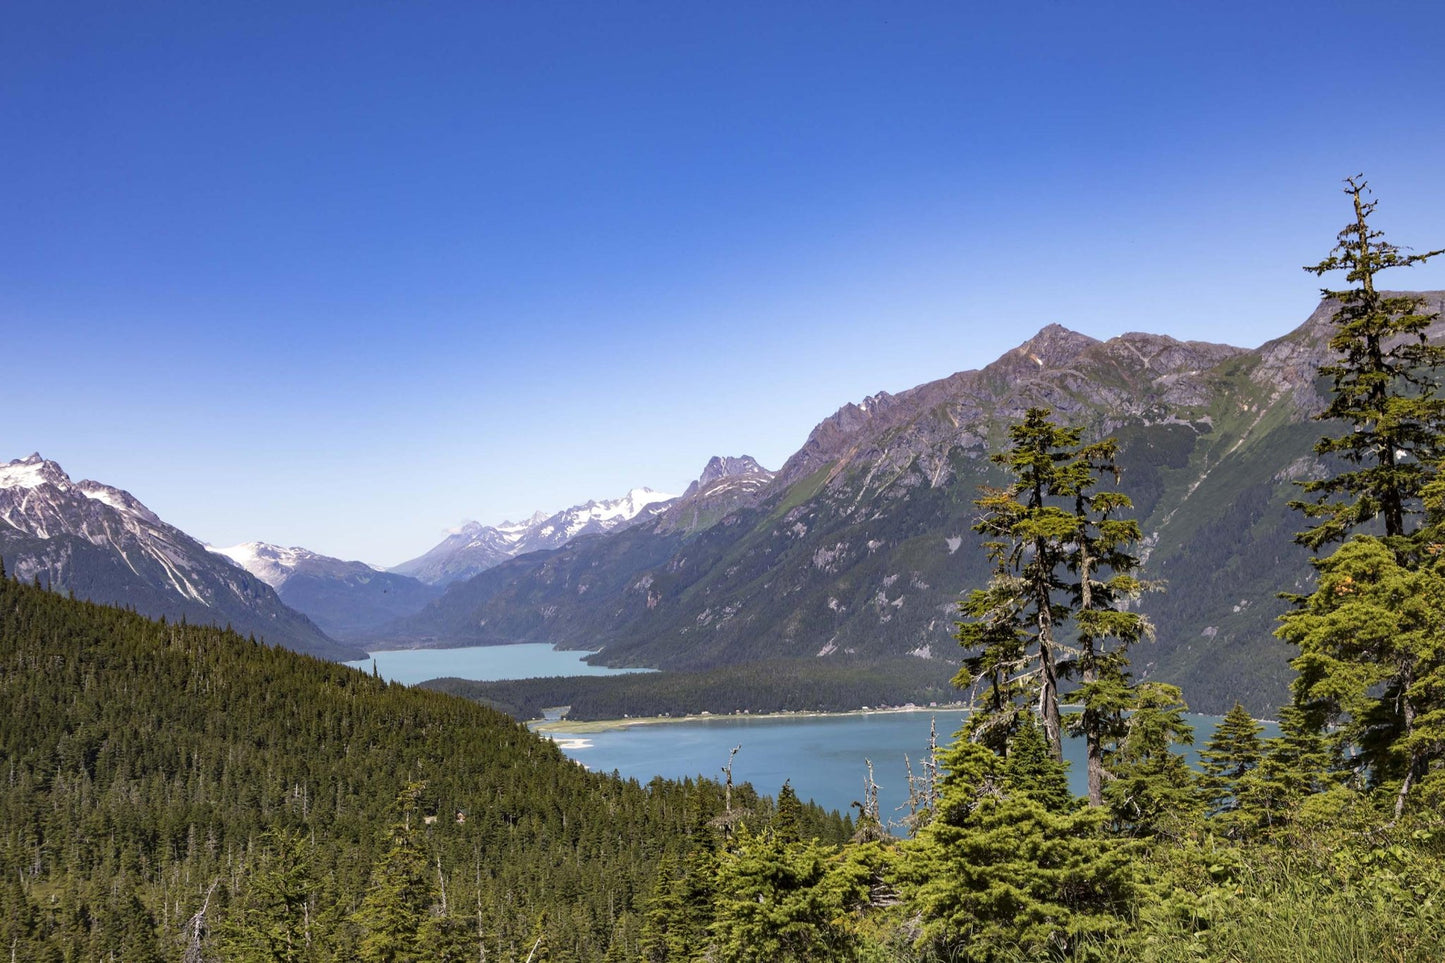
5 182 1445 961
0 574 850 960
424 657 957 721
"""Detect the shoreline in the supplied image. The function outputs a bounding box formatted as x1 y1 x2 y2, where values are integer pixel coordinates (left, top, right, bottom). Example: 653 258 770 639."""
528 705 1260 736
529 702 971 735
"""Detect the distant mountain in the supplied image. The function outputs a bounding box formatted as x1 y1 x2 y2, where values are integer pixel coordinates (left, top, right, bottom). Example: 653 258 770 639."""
209 541 440 640
657 456 777 533
393 487 677 586
387 294 1445 716
0 454 360 660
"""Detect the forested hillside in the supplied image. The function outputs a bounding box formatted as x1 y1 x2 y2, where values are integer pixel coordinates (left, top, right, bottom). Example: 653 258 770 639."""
0 571 847 960
426 656 957 721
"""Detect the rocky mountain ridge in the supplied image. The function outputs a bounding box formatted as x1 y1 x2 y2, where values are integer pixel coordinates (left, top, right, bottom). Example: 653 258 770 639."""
392 487 678 586
0 454 359 660
656 456 777 534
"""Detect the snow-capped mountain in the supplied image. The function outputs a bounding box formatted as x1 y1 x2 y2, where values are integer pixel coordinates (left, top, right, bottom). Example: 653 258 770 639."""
0 454 361 660
209 541 440 640
209 541 382 589
393 488 677 586
521 488 676 550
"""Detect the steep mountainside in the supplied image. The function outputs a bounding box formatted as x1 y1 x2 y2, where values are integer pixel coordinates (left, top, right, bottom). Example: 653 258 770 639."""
210 541 441 639
393 487 677 585
394 294 1445 715
0 455 360 660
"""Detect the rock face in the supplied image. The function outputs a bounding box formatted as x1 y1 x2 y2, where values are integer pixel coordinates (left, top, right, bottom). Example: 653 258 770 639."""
0 455 360 661
209 542 440 640
397 293 1445 715
392 488 678 586
658 456 777 534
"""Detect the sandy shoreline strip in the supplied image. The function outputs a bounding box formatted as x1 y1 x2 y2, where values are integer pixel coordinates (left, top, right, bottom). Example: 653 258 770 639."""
530 703 970 735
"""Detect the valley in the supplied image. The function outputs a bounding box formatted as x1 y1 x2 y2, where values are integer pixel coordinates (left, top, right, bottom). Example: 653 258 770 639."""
8 293 1445 718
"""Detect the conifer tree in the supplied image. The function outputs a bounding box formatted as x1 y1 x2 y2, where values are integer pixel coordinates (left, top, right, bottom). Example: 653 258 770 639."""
639 847 717 962
708 828 870 963
1276 536 1445 818
1280 179 1445 821
958 408 1152 796
1061 437 1153 806
957 408 1085 760
1238 703 1334 832
1102 683 1198 838
353 783 439 963
217 830 320 962
1292 176 1445 551
1198 703 1264 824
897 716 1137 960
772 781 804 845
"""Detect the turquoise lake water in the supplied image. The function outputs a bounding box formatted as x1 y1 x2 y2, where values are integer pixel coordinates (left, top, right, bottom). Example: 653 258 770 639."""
543 711 1251 825
350 645 1264 823
344 643 652 686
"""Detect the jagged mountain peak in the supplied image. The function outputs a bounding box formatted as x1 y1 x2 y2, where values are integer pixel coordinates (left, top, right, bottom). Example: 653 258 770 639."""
1 453 74 491
1010 323 1100 368
1 454 163 528
499 510 549 531
658 456 777 534
681 455 775 500
695 455 769 490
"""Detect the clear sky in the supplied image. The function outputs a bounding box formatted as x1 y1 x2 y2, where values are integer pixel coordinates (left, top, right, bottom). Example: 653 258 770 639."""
4 1 1444 566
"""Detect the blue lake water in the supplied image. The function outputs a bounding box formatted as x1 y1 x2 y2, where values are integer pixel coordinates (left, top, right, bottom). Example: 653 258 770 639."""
344 643 653 686
348 645 1268 826
545 711 1266 825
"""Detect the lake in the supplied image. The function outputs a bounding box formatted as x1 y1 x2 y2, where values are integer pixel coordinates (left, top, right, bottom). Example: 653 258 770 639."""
348 645 1264 825
543 711 1263 825
344 643 653 687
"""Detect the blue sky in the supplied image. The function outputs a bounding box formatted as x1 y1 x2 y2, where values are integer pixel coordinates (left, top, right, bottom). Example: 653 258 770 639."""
4 1 1444 566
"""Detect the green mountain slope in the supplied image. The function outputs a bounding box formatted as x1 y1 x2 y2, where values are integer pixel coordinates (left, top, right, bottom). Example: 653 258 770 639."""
0 573 844 960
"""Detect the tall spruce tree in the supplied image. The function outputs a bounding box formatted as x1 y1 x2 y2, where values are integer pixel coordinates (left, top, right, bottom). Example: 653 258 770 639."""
352 783 439 963
957 407 1151 792
958 408 1084 760
1197 702 1264 824
216 830 322 962
1292 176 1445 551
1061 437 1153 807
1281 179 1445 820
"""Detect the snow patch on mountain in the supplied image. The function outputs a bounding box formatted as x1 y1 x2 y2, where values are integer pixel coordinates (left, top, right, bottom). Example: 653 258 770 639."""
209 541 392 590
209 542 309 589
0 454 64 490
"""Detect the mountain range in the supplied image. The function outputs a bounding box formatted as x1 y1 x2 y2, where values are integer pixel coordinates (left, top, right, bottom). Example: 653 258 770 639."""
0 454 752 657
391 486 681 585
385 293 1445 716
9 293 1442 715
0 454 361 661
207 541 442 640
